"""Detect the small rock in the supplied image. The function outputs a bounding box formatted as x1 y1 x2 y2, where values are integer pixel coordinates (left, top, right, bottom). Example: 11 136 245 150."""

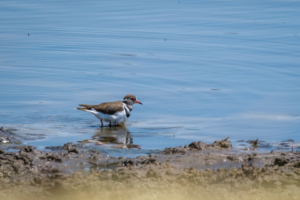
274 157 289 166
68 146 79 154
123 160 135 166
213 139 232 149
188 141 208 150
227 156 237 161
33 176 41 184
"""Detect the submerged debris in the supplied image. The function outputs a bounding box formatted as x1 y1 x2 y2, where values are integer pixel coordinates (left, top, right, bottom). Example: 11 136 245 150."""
253 139 258 146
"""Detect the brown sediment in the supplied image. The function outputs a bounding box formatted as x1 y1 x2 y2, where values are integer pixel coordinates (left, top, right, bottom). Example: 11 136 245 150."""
0 136 300 199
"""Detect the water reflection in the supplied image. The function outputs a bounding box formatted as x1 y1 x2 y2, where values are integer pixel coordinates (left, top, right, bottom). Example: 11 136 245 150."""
92 126 140 149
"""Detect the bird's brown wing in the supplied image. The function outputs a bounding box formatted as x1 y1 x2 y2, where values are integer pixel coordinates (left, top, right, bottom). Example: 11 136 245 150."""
92 101 124 115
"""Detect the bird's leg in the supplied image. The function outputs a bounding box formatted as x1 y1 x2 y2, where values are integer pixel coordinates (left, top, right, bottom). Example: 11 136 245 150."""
100 120 103 127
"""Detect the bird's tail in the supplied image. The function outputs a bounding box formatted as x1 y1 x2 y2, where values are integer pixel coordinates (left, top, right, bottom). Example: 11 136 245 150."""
75 105 98 114
75 107 89 111
75 104 93 111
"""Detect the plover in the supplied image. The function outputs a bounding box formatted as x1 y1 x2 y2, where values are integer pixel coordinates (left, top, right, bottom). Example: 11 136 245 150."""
75 94 142 126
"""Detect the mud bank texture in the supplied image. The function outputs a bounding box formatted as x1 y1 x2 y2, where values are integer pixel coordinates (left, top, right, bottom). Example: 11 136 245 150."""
0 135 300 200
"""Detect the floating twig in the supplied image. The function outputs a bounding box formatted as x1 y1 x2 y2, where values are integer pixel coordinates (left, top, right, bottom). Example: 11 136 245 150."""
253 139 258 146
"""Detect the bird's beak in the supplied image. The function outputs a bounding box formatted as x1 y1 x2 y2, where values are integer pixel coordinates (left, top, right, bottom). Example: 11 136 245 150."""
135 100 142 105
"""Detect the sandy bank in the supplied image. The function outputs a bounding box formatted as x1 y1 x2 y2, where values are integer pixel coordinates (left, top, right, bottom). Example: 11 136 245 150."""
0 128 300 200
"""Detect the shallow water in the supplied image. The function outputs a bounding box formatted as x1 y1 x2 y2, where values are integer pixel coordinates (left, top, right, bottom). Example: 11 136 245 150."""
0 0 300 156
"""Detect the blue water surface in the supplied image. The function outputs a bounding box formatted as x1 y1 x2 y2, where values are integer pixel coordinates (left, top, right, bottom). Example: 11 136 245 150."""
0 0 299 156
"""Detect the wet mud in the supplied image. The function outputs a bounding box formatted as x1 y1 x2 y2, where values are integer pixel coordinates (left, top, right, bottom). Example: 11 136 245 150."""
0 128 300 200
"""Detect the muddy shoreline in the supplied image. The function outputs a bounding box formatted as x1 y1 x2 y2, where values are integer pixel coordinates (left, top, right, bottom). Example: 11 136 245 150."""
1 127 300 199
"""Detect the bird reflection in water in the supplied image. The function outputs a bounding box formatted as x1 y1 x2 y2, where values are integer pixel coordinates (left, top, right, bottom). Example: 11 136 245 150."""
92 126 140 149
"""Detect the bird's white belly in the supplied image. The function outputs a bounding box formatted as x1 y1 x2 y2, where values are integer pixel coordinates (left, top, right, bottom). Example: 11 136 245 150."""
92 110 127 125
